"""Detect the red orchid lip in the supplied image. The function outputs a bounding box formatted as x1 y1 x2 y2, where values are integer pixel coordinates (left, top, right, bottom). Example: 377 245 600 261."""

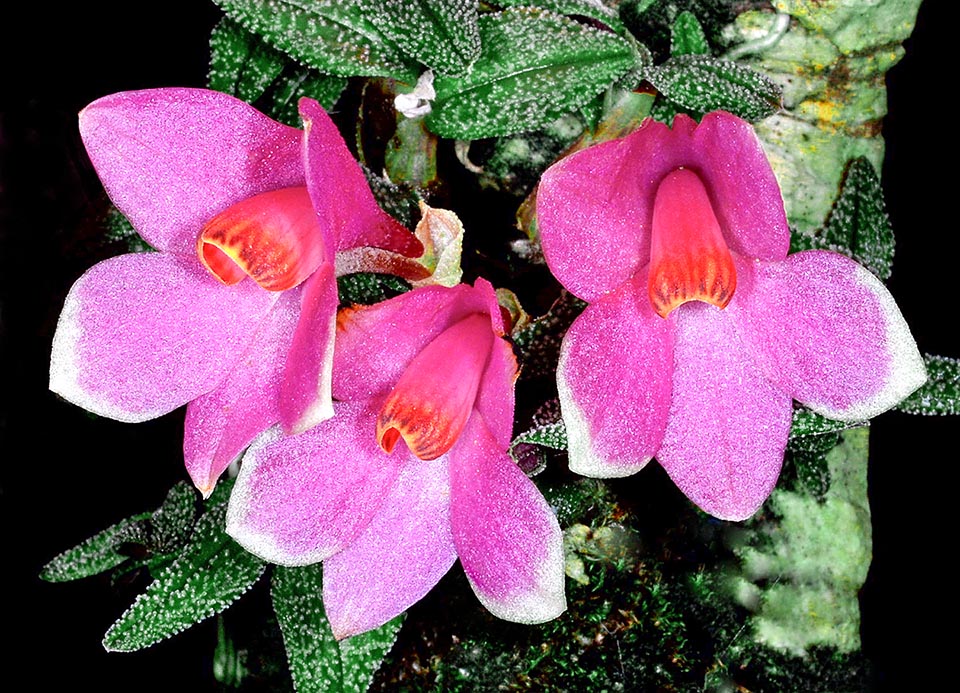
376 312 495 460
198 186 327 292
648 168 737 318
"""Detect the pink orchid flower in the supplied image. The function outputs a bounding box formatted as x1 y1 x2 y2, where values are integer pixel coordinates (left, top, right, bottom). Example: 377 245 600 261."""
49 88 421 495
226 279 566 638
536 111 926 521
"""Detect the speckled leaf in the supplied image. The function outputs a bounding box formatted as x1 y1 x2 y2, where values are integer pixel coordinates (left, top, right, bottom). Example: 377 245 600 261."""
209 18 286 103
102 502 266 652
339 615 405 693
670 11 709 56
102 206 151 253
272 565 404 692
897 354 960 415
358 0 480 76
495 0 626 35
271 565 343 692
793 157 895 281
338 273 411 306
213 0 416 80
790 408 863 439
512 420 568 453
427 8 637 139
149 481 201 552
40 512 151 583
269 68 349 126
41 482 198 583
646 54 781 121
513 291 585 380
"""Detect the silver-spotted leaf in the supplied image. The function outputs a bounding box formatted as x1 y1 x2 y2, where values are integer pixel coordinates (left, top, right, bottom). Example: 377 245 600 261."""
149 481 200 552
209 18 287 103
271 565 343 692
790 408 864 439
646 54 781 121
427 8 636 139
102 502 266 652
897 354 960 415
339 615 405 693
269 68 349 126
213 0 416 80
513 291 585 380
271 565 405 692
40 512 151 583
821 157 895 281
495 0 626 35
358 0 480 76
670 11 709 56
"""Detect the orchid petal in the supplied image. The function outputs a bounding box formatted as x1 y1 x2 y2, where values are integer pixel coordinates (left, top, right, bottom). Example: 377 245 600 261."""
79 88 303 257
50 253 277 423
333 281 498 402
279 262 338 434
449 413 566 624
198 186 328 291
323 459 457 640
730 251 926 421
378 314 494 460
299 98 421 258
557 274 673 477
226 400 400 566
474 337 518 450
183 291 301 497
537 134 650 302
538 112 788 302
657 303 793 521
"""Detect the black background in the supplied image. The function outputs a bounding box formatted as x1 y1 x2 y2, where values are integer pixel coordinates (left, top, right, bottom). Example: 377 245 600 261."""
2 2 954 690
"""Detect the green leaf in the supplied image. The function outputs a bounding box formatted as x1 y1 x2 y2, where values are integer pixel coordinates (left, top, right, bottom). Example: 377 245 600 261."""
789 408 863 439
513 291 585 380
102 502 266 652
272 565 344 691
102 206 151 253
149 481 200 553
495 0 627 35
427 8 637 139
358 0 480 76
897 354 960 415
511 398 569 456
670 11 709 56
338 273 411 306
646 54 781 121
272 565 404 692
820 157 895 281
384 116 439 187
209 17 286 103
40 482 198 583
213 614 249 687
208 15 349 126
510 399 568 475
339 615 405 693
40 513 151 583
213 0 416 80
268 68 349 126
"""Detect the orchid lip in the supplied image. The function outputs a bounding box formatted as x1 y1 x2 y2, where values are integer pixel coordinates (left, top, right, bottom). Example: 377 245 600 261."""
198 186 327 292
647 168 737 318
377 313 494 460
